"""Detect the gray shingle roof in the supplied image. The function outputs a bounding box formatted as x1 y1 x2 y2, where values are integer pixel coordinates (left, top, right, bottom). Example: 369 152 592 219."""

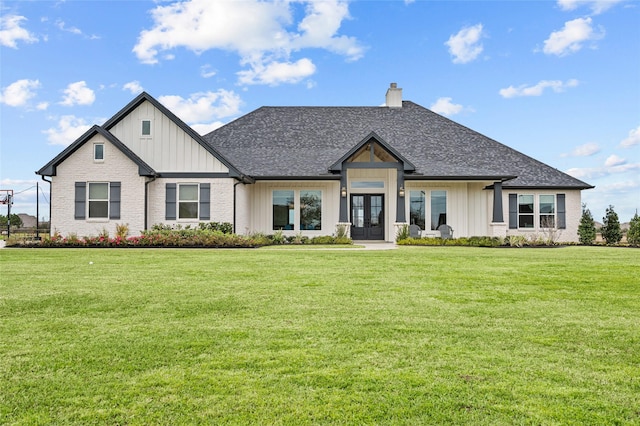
205 100 592 188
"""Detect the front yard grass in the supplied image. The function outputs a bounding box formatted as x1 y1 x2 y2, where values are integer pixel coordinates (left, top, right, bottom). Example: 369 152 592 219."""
1 246 638 424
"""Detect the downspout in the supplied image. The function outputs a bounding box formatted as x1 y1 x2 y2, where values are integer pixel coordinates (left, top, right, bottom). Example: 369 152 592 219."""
40 176 52 235
144 175 158 231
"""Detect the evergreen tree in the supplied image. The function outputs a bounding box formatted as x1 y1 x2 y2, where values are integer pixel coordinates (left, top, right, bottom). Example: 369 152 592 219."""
577 204 596 245
601 205 622 245
0 214 23 228
627 211 640 246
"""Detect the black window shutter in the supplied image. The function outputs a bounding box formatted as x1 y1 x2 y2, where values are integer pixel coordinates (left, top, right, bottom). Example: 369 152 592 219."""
75 182 86 220
166 183 176 220
109 182 121 220
557 194 566 229
508 193 517 229
199 183 210 220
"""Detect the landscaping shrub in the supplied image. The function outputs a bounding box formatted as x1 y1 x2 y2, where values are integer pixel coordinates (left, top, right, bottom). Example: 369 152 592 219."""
395 224 410 242
601 205 622 245
627 212 640 246
578 204 597 245
30 225 350 248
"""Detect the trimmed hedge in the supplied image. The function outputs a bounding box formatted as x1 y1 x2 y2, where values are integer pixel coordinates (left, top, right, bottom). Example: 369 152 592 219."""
397 236 504 247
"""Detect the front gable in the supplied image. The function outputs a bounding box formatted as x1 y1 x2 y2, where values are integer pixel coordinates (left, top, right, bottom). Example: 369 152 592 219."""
102 93 241 177
37 125 155 177
329 132 416 173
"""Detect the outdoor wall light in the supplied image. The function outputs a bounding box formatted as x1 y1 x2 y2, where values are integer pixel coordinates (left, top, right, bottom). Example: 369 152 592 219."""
399 187 405 197
341 186 347 198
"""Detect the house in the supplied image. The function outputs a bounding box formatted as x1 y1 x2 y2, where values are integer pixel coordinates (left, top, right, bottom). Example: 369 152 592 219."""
37 84 593 242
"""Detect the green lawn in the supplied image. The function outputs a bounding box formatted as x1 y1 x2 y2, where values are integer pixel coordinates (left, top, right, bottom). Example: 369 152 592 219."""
1 246 638 425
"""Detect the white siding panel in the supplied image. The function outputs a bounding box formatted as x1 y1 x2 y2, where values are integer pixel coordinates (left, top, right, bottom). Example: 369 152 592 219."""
249 181 340 236
109 100 229 173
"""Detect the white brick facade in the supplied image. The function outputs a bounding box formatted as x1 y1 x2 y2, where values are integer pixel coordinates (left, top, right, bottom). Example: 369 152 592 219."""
147 178 235 229
51 134 146 237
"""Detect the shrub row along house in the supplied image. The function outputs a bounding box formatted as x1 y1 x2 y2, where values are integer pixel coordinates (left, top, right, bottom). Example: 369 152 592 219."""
37 84 593 242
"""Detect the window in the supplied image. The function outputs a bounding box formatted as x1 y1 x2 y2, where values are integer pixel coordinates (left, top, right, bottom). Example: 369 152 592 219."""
178 184 199 219
539 195 555 228
88 182 109 218
94 143 104 161
509 193 566 230
141 119 152 136
409 190 426 230
273 190 294 230
431 190 447 230
300 190 322 230
351 181 384 189
518 195 534 228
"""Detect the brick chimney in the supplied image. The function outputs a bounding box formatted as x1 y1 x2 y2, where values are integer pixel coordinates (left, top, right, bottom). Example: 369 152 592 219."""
385 82 402 108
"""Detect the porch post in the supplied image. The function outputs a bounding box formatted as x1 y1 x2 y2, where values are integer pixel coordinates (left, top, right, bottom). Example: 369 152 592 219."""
396 168 406 223
492 181 504 223
339 170 348 222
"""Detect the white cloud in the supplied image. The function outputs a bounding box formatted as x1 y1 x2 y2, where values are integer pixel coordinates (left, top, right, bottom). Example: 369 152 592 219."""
0 79 41 107
430 97 464 116
55 20 81 35
567 162 640 179
542 17 604 56
200 65 217 78
55 19 99 39
557 0 624 15
158 90 242 123
60 81 95 106
604 154 626 167
237 57 316 86
499 79 579 98
132 0 363 85
36 102 49 111
0 14 38 48
562 142 601 157
191 121 226 135
445 23 484 64
123 81 144 95
620 126 640 148
43 115 92 146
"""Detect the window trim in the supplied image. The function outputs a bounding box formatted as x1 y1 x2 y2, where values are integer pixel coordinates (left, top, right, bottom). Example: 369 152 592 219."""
299 189 322 231
408 189 448 231
87 182 109 220
177 183 199 220
141 119 152 137
539 194 556 228
93 143 104 162
518 194 535 229
273 190 295 230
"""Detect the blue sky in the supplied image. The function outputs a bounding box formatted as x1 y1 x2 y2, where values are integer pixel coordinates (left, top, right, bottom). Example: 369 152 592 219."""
1 0 638 223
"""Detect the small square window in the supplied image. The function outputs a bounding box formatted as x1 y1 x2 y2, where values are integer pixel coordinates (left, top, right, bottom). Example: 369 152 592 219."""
94 143 104 161
141 120 152 136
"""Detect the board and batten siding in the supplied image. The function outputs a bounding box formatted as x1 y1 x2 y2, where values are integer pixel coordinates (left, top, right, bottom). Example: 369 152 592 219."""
108 100 229 173
404 181 491 238
249 181 341 236
51 134 146 236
